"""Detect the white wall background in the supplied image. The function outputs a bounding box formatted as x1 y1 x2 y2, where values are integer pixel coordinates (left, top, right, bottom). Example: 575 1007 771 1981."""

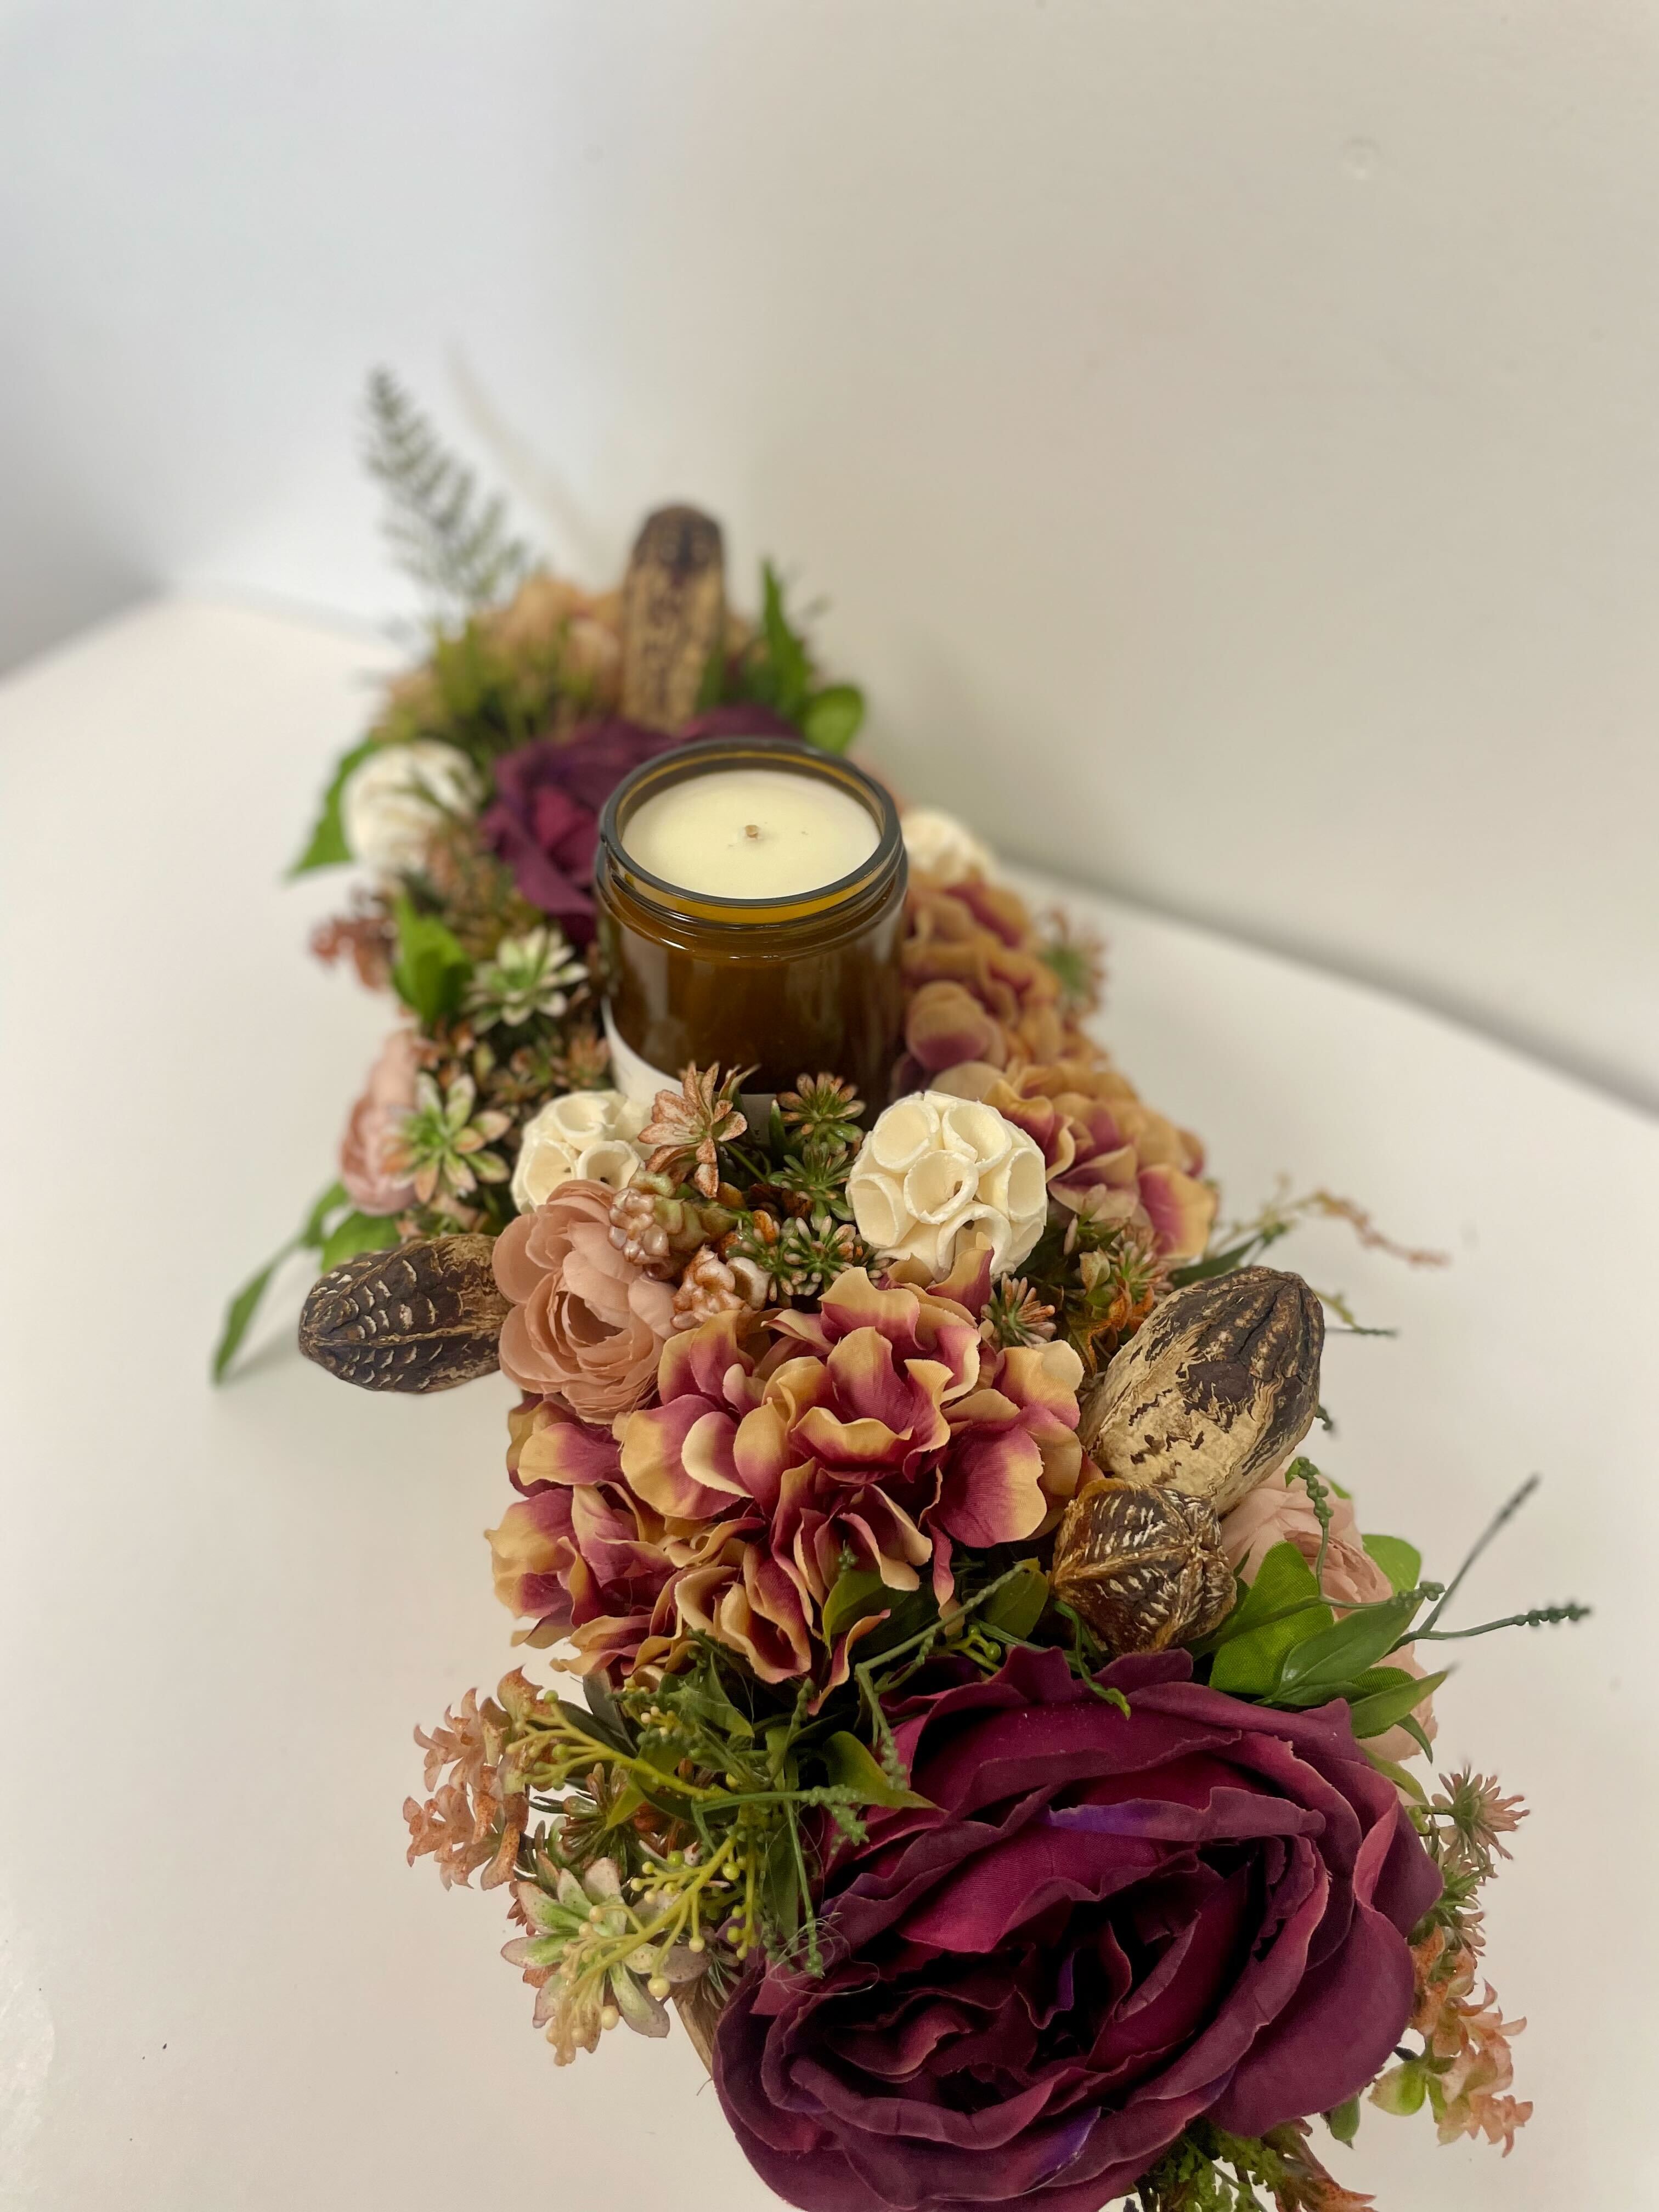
2 0 1656 1109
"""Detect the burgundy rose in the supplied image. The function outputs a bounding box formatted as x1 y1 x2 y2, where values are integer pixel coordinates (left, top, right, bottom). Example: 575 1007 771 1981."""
479 708 799 939
714 1646 1440 2212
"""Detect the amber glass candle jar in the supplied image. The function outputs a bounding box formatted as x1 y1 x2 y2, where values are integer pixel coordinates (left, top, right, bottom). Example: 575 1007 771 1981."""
594 737 907 1108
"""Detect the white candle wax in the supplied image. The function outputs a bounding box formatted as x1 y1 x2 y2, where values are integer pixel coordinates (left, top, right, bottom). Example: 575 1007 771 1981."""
620 766 879 899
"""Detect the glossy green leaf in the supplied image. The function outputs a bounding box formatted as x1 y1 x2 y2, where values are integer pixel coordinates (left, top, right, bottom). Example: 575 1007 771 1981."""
1363 1745 1429 1804
822 1568 890 1644
1276 1591 1425 1697
1347 1667 1448 1740
290 735 380 873
1207 1543 1331 1696
300 1181 351 1248
801 683 865 755
318 1209 402 1271
819 1731 928 1809
979 1562 1050 1643
213 1180 352 1383
758 561 812 721
1324 2096 1361 2148
390 896 471 1025
1362 1532 1423 1596
211 1254 286 1384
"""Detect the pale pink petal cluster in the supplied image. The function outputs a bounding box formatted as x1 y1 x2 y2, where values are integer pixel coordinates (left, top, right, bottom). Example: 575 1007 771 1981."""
338 1027 420 1215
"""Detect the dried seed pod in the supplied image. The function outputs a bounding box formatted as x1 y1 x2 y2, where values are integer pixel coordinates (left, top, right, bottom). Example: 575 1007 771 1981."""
1079 1267 1323 1516
619 504 726 731
1050 1479 1235 1653
298 1234 509 1392
672 1974 726 2076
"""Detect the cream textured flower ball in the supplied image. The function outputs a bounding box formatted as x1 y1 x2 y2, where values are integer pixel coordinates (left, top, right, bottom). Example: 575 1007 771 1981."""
847 1091 1048 1278
899 806 996 885
341 740 482 872
511 1089 647 1213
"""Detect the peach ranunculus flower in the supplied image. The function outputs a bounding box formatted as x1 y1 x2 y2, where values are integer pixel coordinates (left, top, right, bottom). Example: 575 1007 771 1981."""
1220 1472 1437 1765
492 1180 675 1422
493 1268 1087 1688
338 1028 421 1215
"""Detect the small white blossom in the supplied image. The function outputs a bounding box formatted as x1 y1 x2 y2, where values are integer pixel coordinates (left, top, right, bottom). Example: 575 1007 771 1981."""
900 806 996 887
342 739 482 872
847 1091 1048 1279
511 1089 648 1212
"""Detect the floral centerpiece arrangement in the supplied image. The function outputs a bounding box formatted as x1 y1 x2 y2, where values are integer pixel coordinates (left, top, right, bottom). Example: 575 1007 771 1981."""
225 376 1586 2212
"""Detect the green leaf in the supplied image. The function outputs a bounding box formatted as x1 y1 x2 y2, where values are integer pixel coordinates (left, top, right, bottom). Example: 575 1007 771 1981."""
1206 1544 1332 1696
1362 1532 1423 1596
601 1780 646 1830
390 896 471 1025
822 1568 890 1644
1324 2096 1361 2148
1363 1746 1429 1804
318 1209 402 1271
801 683 865 755
211 1253 286 1384
1276 1592 1425 1699
300 1180 351 1248
760 562 814 721
1397 1711 1436 1760
1347 1667 1448 1740
290 736 380 874
759 1822 802 1943
819 1732 928 1809
213 1180 352 1383
583 1675 632 1747
979 1562 1050 1643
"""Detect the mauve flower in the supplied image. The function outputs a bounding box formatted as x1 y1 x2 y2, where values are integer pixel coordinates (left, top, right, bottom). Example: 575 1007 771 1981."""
898 879 1081 1084
338 1028 420 1215
479 708 799 940
934 1058 1216 1263
714 1644 1441 2212
1221 1477 1437 1766
498 1270 1086 1684
487 1399 679 1674
493 1179 675 1421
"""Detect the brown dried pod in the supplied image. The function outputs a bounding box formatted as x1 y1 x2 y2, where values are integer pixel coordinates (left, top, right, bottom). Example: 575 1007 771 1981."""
671 1973 727 2076
619 504 726 730
298 1234 509 1392
1050 1479 1235 1654
1079 1267 1323 1516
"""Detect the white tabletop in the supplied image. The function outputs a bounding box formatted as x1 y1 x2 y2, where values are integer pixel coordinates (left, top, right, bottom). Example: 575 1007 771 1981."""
2 597 1655 2210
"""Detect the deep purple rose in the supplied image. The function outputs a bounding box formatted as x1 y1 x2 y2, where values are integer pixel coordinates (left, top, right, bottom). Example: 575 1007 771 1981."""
479 708 800 940
714 1647 1440 2212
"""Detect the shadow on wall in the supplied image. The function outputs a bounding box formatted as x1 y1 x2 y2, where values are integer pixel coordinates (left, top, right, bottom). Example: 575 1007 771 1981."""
0 467 150 675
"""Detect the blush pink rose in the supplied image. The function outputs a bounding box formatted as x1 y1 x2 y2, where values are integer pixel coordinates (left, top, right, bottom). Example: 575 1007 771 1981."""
338 1028 420 1215
492 1180 676 1421
1220 1475 1437 1765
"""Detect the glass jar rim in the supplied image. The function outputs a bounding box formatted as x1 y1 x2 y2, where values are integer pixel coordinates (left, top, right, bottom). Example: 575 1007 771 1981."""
596 735 905 927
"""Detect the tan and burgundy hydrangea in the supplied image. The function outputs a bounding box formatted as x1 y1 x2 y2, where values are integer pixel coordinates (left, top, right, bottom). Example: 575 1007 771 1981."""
935 1057 1215 1261
486 1268 1089 1688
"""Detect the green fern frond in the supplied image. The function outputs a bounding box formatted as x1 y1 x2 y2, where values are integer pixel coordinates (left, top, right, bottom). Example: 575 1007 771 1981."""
362 368 534 612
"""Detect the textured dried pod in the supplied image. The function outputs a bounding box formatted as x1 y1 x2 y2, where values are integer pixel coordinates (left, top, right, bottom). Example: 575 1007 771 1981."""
619 504 726 731
298 1234 509 1392
672 1974 726 2076
1051 1478 1235 1653
1079 1267 1323 1516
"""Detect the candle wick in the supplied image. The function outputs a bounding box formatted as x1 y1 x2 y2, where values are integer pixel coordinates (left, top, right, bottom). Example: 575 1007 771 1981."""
743 823 760 839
